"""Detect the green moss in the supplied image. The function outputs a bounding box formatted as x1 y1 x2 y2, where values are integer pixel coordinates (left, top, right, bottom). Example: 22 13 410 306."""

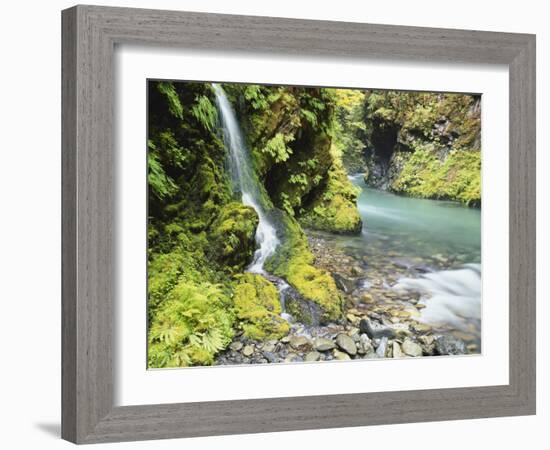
233 273 290 340
265 213 344 323
391 145 481 206
299 147 362 233
209 202 259 273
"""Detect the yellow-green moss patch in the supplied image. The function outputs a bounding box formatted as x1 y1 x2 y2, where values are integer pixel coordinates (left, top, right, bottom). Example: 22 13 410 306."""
209 202 259 272
233 273 290 340
265 213 345 323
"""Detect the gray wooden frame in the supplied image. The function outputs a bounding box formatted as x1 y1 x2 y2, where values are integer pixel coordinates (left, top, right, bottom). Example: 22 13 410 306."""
62 4 536 444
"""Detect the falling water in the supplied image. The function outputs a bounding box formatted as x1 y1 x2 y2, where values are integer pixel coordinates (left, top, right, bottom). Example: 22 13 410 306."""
212 84 279 274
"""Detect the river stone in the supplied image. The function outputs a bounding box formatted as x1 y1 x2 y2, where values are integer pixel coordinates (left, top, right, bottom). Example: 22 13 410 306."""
434 335 467 355
333 349 351 361
358 334 375 356
346 313 360 325
401 338 423 357
392 341 406 358
361 293 374 304
359 319 396 339
375 336 388 358
262 341 276 353
305 351 321 362
332 273 357 294
242 345 254 357
262 351 277 363
284 353 302 363
412 323 432 334
229 341 243 352
314 337 336 352
419 335 434 346
289 335 311 350
336 333 357 355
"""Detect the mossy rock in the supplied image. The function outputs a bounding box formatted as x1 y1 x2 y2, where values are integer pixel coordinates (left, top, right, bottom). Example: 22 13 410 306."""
265 211 345 323
208 202 259 272
233 273 290 340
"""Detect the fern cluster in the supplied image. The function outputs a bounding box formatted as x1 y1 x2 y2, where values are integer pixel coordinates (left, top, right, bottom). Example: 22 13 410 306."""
148 281 234 367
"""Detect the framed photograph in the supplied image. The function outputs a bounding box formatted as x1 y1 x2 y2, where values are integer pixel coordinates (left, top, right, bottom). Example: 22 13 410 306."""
62 5 536 444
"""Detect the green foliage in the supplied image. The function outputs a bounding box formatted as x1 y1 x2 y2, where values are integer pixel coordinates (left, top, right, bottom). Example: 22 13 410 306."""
391 145 481 206
332 89 367 172
299 146 362 234
191 95 218 132
147 142 178 199
148 281 234 367
363 89 481 204
261 133 294 163
233 273 290 340
157 82 184 119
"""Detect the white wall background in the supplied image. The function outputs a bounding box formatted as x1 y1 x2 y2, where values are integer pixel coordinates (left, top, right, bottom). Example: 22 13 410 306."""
0 0 546 448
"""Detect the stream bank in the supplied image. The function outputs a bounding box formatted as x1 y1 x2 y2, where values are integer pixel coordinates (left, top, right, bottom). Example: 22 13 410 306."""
215 176 481 365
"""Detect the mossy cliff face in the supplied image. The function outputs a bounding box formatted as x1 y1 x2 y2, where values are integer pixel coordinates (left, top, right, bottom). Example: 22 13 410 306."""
361 91 481 206
223 84 362 234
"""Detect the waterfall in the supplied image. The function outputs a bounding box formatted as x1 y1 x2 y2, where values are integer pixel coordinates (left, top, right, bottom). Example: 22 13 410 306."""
212 84 279 274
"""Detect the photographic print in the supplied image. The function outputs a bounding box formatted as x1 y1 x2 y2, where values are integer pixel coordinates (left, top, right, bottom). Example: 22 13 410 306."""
147 80 481 368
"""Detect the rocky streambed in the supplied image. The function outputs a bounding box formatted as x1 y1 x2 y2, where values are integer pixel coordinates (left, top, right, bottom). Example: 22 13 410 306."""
215 232 478 366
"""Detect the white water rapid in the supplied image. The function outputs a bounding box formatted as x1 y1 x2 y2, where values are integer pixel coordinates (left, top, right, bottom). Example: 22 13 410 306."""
212 84 279 274
394 263 481 330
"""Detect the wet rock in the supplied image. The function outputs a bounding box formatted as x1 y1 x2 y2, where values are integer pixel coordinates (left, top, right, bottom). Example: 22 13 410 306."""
289 335 311 351
314 337 336 351
419 335 435 346
359 319 396 339
281 335 291 343
262 351 277 363
333 349 351 361
229 341 243 352
401 338 423 357
351 266 364 276
305 351 321 362
413 264 433 274
358 334 375 356
346 313 360 325
284 353 302 363
262 341 277 353
336 333 357 356
411 323 432 334
375 336 389 358
242 345 254 357
332 273 357 294
284 288 323 326
434 335 467 355
361 294 374 303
